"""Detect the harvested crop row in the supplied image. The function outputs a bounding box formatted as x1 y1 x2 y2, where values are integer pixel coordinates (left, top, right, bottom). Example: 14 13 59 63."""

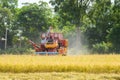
0 72 120 80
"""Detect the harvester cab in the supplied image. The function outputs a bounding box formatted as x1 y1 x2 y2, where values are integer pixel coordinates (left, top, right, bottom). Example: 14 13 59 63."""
29 27 68 56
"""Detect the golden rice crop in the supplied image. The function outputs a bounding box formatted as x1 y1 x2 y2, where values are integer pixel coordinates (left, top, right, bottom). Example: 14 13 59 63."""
0 54 120 73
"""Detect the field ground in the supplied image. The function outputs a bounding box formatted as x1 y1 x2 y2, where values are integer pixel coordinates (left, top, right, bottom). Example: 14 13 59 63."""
0 72 120 80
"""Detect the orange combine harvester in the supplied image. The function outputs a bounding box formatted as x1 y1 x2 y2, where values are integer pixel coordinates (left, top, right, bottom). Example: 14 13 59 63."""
29 27 68 56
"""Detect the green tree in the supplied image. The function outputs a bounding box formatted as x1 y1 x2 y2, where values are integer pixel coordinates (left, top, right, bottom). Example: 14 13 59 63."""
50 0 92 27
16 1 52 41
50 0 93 49
0 8 11 36
0 0 18 48
107 0 120 53
108 25 120 53
0 0 18 11
84 0 112 49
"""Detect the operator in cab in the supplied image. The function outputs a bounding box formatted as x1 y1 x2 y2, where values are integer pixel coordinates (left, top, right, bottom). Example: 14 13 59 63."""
41 33 47 44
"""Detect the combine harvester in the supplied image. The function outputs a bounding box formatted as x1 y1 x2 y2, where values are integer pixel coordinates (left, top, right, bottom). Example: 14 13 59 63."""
29 27 68 56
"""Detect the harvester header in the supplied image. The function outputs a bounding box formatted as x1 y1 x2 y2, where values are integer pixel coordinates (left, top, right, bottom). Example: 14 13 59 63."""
29 27 68 55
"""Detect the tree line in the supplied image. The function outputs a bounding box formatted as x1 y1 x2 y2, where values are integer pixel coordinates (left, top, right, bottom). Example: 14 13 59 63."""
0 0 120 54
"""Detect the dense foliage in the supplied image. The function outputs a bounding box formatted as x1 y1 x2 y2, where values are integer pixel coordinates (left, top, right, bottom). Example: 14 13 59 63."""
0 0 119 54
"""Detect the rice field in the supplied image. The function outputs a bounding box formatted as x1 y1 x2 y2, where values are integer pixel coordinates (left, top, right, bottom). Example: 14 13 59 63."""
0 54 120 73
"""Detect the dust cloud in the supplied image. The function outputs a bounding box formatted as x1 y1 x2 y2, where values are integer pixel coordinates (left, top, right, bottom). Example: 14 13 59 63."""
67 29 89 55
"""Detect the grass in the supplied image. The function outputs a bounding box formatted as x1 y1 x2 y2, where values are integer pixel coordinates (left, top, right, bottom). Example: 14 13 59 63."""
0 72 120 80
0 54 120 73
